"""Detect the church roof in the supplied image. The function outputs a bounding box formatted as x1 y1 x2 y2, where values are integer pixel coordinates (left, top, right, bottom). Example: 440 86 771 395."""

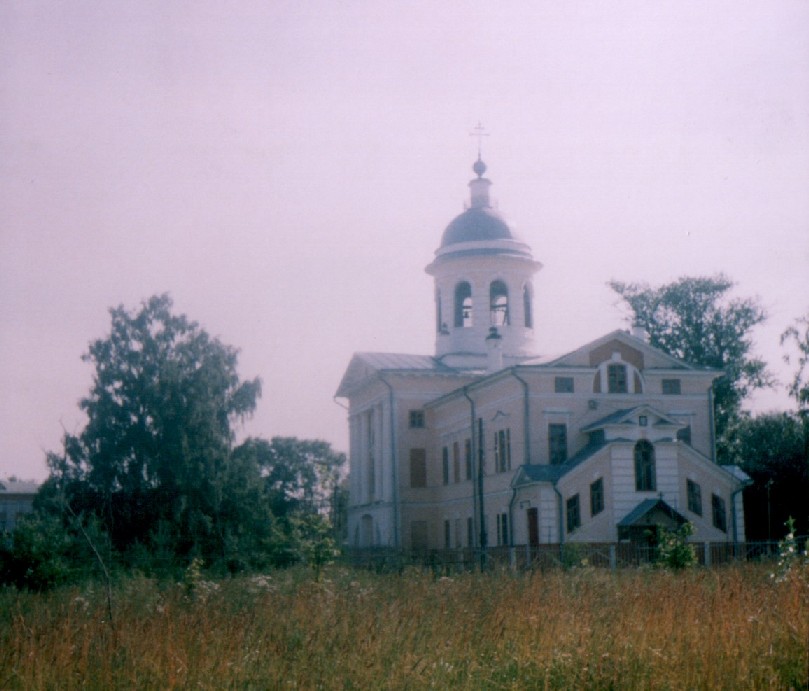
351 353 450 371
545 329 722 373
721 465 752 485
427 158 537 266
440 206 515 247
335 352 470 398
512 439 609 486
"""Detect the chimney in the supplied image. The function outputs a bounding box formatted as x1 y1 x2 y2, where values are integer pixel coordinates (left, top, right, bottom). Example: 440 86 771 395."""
631 320 649 343
486 327 504 372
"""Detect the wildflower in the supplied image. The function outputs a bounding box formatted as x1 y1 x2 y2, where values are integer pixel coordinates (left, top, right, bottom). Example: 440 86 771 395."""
770 517 807 582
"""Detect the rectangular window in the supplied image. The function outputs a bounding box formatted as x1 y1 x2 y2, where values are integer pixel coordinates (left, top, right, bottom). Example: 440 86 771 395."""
408 410 425 428
687 479 702 515
454 518 462 548
566 494 581 533
608 364 628 393
453 441 461 483
590 478 604 516
549 423 568 465
496 512 509 546
494 428 511 472
444 519 451 549
662 379 682 395
464 438 473 480
677 426 692 446
712 494 727 532
409 448 427 488
554 376 574 393
442 446 450 485
411 521 428 551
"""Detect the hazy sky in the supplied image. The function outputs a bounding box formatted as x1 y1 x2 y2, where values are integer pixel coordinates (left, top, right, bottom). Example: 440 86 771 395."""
2 1 808 480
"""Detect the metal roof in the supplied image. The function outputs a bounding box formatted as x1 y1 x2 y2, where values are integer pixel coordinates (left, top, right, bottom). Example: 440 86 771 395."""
441 206 517 247
352 352 459 372
0 479 40 495
513 440 609 486
618 499 688 527
721 464 752 485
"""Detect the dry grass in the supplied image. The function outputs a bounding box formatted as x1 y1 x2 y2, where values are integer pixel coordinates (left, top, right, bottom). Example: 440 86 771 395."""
1 563 806 689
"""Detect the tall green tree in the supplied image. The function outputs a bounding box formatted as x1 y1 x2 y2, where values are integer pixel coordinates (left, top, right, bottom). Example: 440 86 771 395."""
231 437 345 567
609 274 772 462
232 437 344 518
47 294 266 568
781 310 809 411
727 412 809 539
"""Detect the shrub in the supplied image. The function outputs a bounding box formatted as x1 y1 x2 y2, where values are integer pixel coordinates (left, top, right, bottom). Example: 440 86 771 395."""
655 523 696 570
0 512 74 590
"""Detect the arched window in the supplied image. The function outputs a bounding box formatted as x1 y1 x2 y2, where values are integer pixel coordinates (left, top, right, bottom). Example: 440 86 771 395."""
454 282 473 328
523 283 533 328
634 440 656 491
435 289 443 334
594 359 645 394
490 280 509 326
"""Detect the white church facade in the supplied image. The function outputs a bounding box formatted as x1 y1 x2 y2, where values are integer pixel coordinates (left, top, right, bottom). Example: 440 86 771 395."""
336 158 749 554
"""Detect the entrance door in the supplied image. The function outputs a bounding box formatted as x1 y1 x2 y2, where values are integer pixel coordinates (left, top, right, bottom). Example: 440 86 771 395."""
527 507 539 547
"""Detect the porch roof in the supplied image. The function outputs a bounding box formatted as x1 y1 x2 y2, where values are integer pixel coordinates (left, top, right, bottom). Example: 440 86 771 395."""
618 498 688 528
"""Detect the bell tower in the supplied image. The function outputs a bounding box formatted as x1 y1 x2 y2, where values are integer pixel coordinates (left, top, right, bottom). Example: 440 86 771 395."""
425 157 542 368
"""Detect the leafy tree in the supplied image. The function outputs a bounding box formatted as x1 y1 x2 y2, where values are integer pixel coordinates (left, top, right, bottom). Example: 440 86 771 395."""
781 310 809 411
727 412 809 539
231 437 345 564
609 275 772 462
232 437 345 519
0 512 74 590
46 294 266 569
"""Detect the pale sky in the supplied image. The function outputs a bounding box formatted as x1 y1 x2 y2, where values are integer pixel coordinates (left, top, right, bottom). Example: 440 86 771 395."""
2 1 808 480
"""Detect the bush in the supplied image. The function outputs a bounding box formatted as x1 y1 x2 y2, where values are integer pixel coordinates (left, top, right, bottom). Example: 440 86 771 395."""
655 523 696 570
0 513 74 590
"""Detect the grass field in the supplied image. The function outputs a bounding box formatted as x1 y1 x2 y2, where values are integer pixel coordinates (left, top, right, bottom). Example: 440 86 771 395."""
1 563 806 689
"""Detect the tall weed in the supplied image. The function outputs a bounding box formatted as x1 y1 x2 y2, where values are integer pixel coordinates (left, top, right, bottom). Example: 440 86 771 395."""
0 563 805 689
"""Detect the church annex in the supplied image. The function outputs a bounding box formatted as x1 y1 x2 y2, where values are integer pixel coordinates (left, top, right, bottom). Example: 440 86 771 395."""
336 157 749 553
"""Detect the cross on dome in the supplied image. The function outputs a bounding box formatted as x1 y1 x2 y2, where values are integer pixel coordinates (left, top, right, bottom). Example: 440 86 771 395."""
470 122 489 177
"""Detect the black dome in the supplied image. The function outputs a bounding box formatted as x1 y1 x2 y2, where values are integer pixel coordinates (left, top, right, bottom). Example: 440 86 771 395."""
440 207 514 247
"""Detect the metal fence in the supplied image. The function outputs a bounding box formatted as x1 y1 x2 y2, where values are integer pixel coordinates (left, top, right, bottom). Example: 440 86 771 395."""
341 539 795 573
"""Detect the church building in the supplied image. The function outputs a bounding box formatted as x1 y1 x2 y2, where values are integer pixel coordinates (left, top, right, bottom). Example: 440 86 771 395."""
336 157 749 554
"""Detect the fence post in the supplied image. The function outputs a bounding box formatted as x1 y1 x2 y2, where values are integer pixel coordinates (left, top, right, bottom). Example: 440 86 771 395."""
609 544 617 571
704 542 711 567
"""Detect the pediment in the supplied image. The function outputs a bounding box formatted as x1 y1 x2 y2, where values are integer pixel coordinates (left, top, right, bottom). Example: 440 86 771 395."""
582 405 685 434
335 355 381 398
549 330 697 371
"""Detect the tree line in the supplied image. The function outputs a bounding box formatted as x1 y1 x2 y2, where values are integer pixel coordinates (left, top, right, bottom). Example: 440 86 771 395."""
2 279 807 589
